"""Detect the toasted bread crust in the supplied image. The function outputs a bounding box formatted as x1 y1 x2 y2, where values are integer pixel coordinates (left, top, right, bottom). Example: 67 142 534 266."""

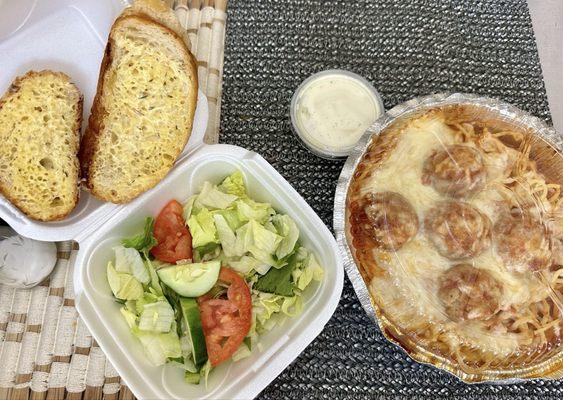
0 70 82 221
78 38 113 185
79 1 198 203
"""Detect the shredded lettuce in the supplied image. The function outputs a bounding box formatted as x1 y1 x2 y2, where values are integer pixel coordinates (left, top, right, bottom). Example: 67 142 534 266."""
138 301 175 333
114 246 150 284
196 181 238 210
236 199 274 224
111 170 326 384
188 208 219 248
143 256 163 296
213 214 242 258
122 217 157 254
213 208 243 231
272 215 299 260
218 170 246 197
182 195 199 222
132 325 182 366
280 295 302 317
251 291 303 333
244 220 282 266
134 292 159 314
107 261 144 300
252 291 282 326
120 307 138 329
191 242 219 263
229 256 268 275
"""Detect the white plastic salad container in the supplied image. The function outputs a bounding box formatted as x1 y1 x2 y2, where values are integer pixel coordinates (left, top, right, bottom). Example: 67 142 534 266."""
0 1 344 399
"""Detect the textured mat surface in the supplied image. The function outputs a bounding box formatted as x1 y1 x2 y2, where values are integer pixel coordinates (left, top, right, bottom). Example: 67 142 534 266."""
220 0 559 398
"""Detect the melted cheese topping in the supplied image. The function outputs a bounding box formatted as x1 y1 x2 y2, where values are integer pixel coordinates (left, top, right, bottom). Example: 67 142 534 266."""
361 113 545 355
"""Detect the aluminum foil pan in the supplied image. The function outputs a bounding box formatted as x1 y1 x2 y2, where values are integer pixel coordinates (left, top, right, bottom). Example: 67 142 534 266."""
333 92 563 383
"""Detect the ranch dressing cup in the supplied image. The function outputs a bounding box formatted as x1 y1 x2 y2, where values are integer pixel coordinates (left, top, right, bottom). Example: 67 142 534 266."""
290 70 384 158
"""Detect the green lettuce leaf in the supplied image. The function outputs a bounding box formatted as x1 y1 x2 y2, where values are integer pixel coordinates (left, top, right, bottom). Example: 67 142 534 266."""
236 199 274 224
218 171 247 198
187 208 219 248
114 245 150 284
193 242 221 262
246 220 282 265
182 195 199 222
138 301 175 333
272 215 300 260
132 325 182 366
292 253 324 291
107 261 144 300
196 181 238 210
252 292 282 327
280 295 302 317
229 255 270 275
122 217 157 254
143 256 163 296
254 253 297 296
213 208 243 231
120 307 138 329
214 214 245 258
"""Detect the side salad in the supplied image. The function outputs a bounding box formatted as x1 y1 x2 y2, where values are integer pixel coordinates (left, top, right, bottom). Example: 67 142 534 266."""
106 171 324 384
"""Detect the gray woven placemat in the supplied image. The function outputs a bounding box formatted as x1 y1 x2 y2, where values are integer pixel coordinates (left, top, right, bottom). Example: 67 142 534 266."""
220 0 559 398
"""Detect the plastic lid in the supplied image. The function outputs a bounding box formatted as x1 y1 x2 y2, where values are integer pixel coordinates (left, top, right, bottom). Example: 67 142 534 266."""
344 101 563 381
290 70 384 159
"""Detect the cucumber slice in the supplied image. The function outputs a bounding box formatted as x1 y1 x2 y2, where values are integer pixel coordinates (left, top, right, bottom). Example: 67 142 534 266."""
157 261 220 297
179 297 207 368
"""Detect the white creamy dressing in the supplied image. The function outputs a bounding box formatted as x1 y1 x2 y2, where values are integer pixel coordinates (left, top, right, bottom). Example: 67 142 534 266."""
294 74 381 155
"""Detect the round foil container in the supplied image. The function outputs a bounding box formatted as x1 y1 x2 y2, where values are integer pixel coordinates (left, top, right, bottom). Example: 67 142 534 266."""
333 93 563 383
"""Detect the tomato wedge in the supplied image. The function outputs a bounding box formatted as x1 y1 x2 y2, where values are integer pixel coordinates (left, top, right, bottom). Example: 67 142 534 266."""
198 267 252 366
151 200 193 263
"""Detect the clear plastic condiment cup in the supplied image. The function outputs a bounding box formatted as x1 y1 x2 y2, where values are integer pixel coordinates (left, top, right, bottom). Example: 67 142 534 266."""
290 69 384 159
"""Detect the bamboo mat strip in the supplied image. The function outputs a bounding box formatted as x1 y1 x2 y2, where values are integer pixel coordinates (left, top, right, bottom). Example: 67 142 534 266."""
0 1 228 399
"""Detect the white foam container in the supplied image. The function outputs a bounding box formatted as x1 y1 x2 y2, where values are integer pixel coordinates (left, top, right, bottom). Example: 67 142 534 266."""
74 145 344 399
0 0 208 241
0 1 344 398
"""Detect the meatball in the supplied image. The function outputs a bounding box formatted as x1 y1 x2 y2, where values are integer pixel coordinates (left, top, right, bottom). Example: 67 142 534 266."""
363 191 419 250
422 145 486 198
438 264 503 322
493 211 551 273
424 201 492 259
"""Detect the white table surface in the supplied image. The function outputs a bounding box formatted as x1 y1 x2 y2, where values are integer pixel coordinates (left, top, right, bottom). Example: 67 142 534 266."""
528 0 563 132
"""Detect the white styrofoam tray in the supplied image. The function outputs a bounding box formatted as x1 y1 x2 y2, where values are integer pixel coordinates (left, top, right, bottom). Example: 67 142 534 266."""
0 0 208 241
74 144 343 399
1 1 345 399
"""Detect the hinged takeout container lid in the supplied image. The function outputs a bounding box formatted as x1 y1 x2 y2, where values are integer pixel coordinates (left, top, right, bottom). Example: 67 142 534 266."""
0 0 208 242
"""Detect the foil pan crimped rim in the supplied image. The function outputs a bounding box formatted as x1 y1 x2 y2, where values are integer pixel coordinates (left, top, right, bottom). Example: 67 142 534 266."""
333 92 562 384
